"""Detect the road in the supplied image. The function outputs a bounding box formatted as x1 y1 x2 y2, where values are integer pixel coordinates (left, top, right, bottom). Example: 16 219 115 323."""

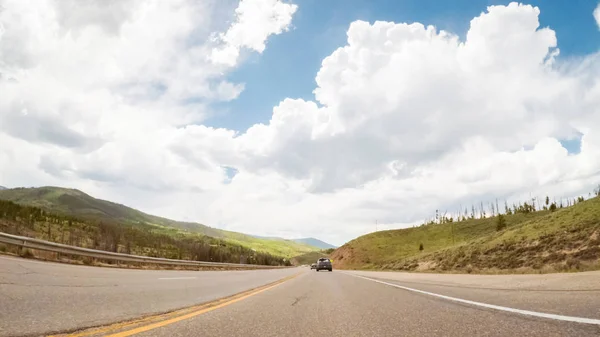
0 256 298 337
2 256 600 337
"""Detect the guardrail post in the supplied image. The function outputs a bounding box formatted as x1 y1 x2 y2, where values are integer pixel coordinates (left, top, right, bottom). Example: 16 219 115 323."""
16 242 23 256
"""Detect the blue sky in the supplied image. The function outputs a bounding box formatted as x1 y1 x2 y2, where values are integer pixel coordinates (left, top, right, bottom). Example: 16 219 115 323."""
207 0 600 138
5 0 600 244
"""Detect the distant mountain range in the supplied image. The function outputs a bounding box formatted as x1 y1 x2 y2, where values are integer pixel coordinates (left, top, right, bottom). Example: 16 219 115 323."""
0 186 6 190
252 235 336 249
293 238 336 249
0 186 321 258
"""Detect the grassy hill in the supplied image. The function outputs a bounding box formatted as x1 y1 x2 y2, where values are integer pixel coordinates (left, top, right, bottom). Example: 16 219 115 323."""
331 195 600 273
252 236 336 250
0 187 319 258
290 249 334 266
0 199 290 266
219 231 320 258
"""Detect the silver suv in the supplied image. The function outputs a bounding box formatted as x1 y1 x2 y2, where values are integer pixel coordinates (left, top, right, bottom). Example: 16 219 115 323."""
315 258 332 272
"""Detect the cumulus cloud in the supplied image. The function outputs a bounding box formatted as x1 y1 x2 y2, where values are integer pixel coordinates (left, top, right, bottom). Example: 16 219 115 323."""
1 1 600 245
210 0 298 66
221 3 588 193
0 0 293 192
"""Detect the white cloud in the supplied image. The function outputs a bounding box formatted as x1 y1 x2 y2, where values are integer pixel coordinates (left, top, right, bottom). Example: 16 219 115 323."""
0 0 293 192
210 0 298 66
224 3 582 193
1 1 600 246
594 3 600 30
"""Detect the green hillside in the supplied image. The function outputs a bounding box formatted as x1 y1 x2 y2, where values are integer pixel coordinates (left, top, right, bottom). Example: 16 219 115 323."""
331 195 600 273
290 249 335 266
220 231 320 258
0 199 289 266
0 187 319 258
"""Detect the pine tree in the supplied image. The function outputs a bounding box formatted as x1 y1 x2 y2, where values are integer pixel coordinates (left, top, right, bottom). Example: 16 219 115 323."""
496 214 507 231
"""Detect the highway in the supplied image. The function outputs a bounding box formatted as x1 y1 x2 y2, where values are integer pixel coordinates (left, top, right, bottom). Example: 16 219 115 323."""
2 256 600 336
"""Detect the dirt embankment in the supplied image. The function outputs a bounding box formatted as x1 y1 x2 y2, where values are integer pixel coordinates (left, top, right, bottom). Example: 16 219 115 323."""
330 245 355 269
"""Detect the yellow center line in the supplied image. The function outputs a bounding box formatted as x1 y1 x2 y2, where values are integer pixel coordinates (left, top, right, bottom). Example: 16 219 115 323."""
54 272 303 337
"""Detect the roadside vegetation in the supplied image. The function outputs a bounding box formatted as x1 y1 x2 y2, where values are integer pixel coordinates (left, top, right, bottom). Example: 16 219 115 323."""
290 249 335 266
0 186 318 258
0 199 292 266
331 186 600 273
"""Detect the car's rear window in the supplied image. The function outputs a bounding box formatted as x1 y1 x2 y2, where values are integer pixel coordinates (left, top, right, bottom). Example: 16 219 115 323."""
318 258 330 262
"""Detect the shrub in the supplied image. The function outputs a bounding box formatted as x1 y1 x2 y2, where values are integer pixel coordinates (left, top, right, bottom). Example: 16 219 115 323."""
565 257 581 270
19 248 34 259
496 214 507 231
419 243 424 251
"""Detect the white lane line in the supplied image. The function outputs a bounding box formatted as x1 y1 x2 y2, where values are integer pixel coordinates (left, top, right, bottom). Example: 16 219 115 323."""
158 277 197 280
348 273 600 326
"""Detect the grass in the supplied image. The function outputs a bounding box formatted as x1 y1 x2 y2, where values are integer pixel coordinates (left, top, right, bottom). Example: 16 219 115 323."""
290 250 333 266
0 202 291 266
0 186 320 258
222 232 318 258
148 224 317 258
331 196 600 273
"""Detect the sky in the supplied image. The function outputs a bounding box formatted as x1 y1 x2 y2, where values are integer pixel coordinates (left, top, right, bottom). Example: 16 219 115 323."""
1 0 600 246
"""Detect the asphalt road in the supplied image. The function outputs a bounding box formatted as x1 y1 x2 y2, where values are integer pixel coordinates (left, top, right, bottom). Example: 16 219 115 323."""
2 256 600 337
0 256 299 337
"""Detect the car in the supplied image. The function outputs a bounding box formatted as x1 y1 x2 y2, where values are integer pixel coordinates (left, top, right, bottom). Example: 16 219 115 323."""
310 263 317 270
315 258 332 272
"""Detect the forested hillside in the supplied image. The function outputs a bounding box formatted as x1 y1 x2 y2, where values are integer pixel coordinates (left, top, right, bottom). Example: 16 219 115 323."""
0 199 290 266
0 187 319 258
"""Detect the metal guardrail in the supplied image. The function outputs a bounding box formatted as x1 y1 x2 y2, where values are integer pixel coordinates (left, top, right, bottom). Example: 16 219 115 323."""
0 232 287 269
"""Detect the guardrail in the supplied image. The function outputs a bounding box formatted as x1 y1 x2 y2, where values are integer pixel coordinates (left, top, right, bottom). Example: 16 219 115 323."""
0 232 287 269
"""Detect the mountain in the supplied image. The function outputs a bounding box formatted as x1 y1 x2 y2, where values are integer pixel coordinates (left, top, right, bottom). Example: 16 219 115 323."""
0 186 221 234
293 237 336 249
330 195 600 273
0 186 6 190
251 234 285 240
251 235 336 250
0 186 320 258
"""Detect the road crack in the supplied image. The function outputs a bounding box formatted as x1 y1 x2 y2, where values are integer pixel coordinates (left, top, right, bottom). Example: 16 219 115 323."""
291 294 308 306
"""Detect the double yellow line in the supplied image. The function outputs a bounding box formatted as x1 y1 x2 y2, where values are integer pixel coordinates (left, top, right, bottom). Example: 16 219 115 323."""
52 272 302 337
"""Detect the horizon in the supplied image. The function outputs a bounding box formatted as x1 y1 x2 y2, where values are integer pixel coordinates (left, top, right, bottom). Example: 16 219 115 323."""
0 184 339 246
